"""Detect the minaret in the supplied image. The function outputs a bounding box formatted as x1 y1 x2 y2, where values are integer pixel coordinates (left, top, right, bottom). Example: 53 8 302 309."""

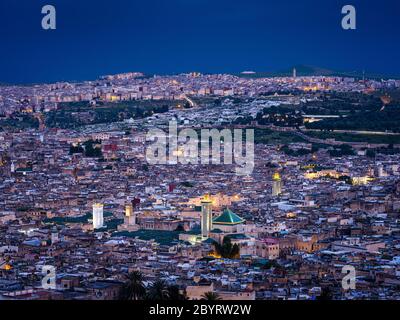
125 203 136 226
118 201 140 231
51 227 59 244
125 203 133 217
293 68 297 79
201 194 213 238
272 172 282 197
92 203 104 229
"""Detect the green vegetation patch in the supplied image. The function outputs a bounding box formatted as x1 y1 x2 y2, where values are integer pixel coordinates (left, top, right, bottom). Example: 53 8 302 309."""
254 128 306 145
70 139 103 158
305 106 400 133
44 211 113 225
306 131 400 145
0 114 39 131
45 100 177 129
112 230 180 245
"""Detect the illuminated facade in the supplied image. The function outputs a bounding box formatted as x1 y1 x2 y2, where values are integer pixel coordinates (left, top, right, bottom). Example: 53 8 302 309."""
118 202 140 232
125 203 137 225
125 204 133 217
187 193 239 208
272 172 282 197
305 170 341 180
352 176 374 186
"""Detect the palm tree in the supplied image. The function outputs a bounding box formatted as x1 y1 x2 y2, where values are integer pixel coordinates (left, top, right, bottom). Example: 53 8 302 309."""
119 271 146 300
201 292 222 301
166 285 187 300
146 279 170 300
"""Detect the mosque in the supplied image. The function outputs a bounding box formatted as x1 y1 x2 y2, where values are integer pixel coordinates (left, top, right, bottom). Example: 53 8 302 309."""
179 194 246 245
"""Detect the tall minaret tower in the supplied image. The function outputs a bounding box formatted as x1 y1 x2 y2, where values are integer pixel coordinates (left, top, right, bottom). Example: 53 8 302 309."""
118 201 139 232
293 67 297 79
272 172 283 197
201 194 213 238
92 203 104 229
125 202 136 226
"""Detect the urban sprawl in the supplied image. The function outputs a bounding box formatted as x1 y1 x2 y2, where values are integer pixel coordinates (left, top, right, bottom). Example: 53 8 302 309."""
1 71 400 300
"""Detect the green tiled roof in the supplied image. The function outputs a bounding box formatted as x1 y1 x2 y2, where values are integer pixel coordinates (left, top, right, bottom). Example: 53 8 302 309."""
226 233 249 240
213 208 244 225
112 230 180 245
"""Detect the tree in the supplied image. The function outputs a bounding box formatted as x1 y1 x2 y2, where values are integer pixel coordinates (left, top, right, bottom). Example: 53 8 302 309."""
366 149 376 158
146 279 170 300
175 224 185 232
317 287 333 300
166 285 186 300
213 237 240 259
83 139 103 158
119 271 146 300
201 292 222 301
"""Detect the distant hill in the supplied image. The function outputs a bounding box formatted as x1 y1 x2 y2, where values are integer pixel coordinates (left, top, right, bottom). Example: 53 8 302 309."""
237 65 400 80
279 65 334 77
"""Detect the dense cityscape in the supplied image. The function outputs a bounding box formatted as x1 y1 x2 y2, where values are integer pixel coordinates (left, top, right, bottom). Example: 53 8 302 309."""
1 70 400 301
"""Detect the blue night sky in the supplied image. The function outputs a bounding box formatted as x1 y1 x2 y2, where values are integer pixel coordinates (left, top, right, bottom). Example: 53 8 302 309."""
0 0 399 83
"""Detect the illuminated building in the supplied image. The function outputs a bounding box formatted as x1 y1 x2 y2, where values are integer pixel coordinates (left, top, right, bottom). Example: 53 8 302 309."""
352 176 374 186
125 203 133 217
303 86 319 92
272 172 282 197
118 202 139 231
187 193 238 208
305 170 341 180
1 263 13 271
201 194 213 238
92 203 104 229
125 203 137 226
